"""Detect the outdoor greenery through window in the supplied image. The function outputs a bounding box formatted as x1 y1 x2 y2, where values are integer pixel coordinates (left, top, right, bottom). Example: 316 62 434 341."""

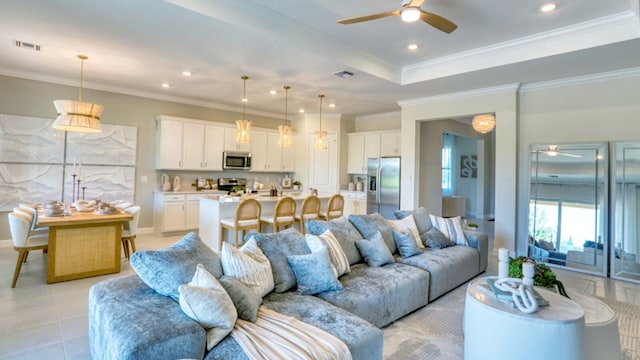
529 199 598 252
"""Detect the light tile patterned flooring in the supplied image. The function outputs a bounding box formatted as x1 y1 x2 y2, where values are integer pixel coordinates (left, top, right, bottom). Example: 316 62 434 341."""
1 224 640 359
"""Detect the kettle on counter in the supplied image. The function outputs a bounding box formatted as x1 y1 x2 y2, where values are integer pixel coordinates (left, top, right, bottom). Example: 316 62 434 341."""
161 173 172 191
173 176 182 192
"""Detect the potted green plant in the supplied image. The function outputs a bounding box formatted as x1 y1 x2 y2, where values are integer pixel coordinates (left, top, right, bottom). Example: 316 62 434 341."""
508 256 569 298
292 180 302 190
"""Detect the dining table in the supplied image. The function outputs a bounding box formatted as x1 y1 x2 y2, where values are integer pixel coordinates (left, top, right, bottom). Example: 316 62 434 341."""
37 209 132 283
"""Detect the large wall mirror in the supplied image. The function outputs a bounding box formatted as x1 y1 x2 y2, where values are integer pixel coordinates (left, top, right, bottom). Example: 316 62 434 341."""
528 143 608 276
612 141 640 282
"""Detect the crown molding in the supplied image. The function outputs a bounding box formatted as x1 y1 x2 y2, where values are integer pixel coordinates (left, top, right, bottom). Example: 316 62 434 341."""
397 84 520 107
355 111 401 121
520 66 640 92
401 11 640 85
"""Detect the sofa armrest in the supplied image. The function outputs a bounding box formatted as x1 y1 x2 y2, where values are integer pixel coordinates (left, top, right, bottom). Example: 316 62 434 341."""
465 230 488 272
89 275 206 360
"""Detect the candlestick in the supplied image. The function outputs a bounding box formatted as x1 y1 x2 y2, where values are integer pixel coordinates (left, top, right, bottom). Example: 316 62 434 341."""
76 178 81 202
71 174 77 203
81 186 87 200
523 262 535 287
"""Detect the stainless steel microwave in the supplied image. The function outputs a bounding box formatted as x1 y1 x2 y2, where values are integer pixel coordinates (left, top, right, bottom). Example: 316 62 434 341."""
223 151 252 170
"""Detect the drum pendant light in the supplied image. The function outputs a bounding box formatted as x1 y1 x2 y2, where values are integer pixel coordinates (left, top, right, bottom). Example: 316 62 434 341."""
314 94 328 150
52 55 103 133
235 75 251 143
278 85 293 147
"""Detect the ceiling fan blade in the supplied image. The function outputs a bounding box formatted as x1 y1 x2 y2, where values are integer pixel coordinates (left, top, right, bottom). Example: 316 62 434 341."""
419 10 458 33
406 0 425 7
338 10 400 24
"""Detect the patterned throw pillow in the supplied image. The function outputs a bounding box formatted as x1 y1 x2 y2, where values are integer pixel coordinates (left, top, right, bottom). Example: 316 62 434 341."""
178 264 237 350
388 215 424 249
394 207 432 234
429 215 468 246
305 216 363 265
221 239 274 297
393 229 423 258
287 247 343 295
421 226 456 249
305 230 351 277
355 231 395 267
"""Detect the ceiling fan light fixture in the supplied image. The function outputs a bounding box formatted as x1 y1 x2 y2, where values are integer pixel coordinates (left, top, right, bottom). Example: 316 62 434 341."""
472 113 496 134
401 7 421 22
235 75 251 143
52 54 103 133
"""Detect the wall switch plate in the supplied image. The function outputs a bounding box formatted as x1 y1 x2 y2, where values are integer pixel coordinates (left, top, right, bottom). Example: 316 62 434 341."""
141 175 148 183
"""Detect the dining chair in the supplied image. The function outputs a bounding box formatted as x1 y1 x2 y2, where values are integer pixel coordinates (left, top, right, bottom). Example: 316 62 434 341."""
295 195 320 234
121 206 141 260
261 196 297 233
8 212 49 288
220 198 261 249
319 194 345 220
19 203 49 234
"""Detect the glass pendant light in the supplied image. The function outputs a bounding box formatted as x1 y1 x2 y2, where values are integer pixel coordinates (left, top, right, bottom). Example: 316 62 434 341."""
314 94 328 150
235 75 251 143
278 85 293 147
52 55 104 133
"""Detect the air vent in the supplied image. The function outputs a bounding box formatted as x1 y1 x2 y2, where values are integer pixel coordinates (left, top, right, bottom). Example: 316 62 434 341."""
333 70 354 79
14 40 42 52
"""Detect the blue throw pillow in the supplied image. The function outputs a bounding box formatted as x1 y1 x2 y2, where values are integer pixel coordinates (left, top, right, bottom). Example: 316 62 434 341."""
130 232 223 301
305 216 363 265
394 207 432 235
252 228 310 293
287 247 343 295
421 226 456 249
349 213 397 255
393 229 423 258
355 231 395 267
218 276 262 322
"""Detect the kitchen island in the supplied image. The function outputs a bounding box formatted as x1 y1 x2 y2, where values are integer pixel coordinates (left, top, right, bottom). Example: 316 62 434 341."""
199 194 330 250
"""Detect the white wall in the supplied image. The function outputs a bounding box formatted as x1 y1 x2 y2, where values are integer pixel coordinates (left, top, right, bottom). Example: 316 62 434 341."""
354 111 400 132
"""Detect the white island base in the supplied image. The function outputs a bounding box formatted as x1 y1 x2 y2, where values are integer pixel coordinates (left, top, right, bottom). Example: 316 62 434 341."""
199 194 330 250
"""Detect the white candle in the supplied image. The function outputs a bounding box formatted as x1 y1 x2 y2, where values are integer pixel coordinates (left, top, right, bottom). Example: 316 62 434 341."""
523 262 535 287
498 248 509 262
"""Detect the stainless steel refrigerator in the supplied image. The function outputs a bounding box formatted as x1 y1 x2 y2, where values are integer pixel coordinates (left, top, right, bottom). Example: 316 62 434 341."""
367 157 401 219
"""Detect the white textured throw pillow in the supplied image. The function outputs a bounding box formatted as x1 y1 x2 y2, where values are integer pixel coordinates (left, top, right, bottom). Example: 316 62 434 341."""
221 239 275 297
305 230 351 277
388 215 424 249
178 264 238 350
429 215 468 246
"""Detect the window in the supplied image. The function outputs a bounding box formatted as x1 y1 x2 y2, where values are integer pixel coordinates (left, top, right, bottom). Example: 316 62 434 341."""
442 134 453 195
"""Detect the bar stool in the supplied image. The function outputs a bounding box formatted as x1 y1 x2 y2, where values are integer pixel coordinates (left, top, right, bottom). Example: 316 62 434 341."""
295 195 320 234
121 206 141 260
8 212 48 288
220 198 261 249
319 194 344 220
260 196 296 233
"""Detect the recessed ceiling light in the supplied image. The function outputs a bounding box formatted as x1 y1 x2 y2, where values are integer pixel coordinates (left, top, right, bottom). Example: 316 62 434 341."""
182 70 192 76
334 70 355 78
299 109 305 113
242 98 248 102
269 90 277 95
540 3 556 12
161 82 171 88
408 44 418 50
329 103 336 108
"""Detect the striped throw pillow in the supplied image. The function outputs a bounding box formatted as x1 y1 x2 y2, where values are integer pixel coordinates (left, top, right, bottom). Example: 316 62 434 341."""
221 239 274 297
305 230 351 277
428 215 468 246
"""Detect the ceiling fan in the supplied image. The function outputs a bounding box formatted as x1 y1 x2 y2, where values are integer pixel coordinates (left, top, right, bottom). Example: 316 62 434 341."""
543 145 583 158
337 0 458 34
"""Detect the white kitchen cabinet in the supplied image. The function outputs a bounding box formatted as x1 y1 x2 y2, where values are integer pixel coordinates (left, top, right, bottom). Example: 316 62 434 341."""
341 191 367 216
281 138 295 172
203 125 225 170
224 127 251 152
347 132 381 174
381 131 401 157
156 119 184 169
309 133 338 194
251 130 292 172
154 193 202 233
183 123 206 169
185 194 201 229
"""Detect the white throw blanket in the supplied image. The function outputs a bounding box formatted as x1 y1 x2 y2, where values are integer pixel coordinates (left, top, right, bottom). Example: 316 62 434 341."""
231 306 352 360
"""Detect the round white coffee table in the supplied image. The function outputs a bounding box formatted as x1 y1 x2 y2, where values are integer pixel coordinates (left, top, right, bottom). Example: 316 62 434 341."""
568 291 622 360
464 277 585 360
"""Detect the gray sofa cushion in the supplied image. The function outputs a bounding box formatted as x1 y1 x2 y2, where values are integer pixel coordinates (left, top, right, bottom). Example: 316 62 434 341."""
422 227 456 249
393 229 423 258
287 248 343 295
219 276 261 323
306 216 363 265
206 292 384 360
399 246 480 301
355 231 395 267
349 213 397 254
317 262 430 328
394 207 432 234
130 232 223 301
89 275 206 360
252 228 310 293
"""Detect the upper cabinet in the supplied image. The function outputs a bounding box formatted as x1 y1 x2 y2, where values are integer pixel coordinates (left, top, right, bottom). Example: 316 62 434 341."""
251 130 295 172
224 127 251 152
347 132 384 174
156 116 224 171
381 131 401 157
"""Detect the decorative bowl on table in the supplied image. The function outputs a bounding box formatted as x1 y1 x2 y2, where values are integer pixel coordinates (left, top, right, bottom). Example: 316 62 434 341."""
74 200 96 212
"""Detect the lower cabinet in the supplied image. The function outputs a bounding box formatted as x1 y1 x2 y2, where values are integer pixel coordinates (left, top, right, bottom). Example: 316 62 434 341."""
342 191 367 216
154 193 203 233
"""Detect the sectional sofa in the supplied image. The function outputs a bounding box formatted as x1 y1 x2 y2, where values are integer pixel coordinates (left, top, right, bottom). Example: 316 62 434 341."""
89 208 488 360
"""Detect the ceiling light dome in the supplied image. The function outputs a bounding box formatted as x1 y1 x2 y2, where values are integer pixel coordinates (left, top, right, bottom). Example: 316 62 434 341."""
472 113 496 134
401 7 421 22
